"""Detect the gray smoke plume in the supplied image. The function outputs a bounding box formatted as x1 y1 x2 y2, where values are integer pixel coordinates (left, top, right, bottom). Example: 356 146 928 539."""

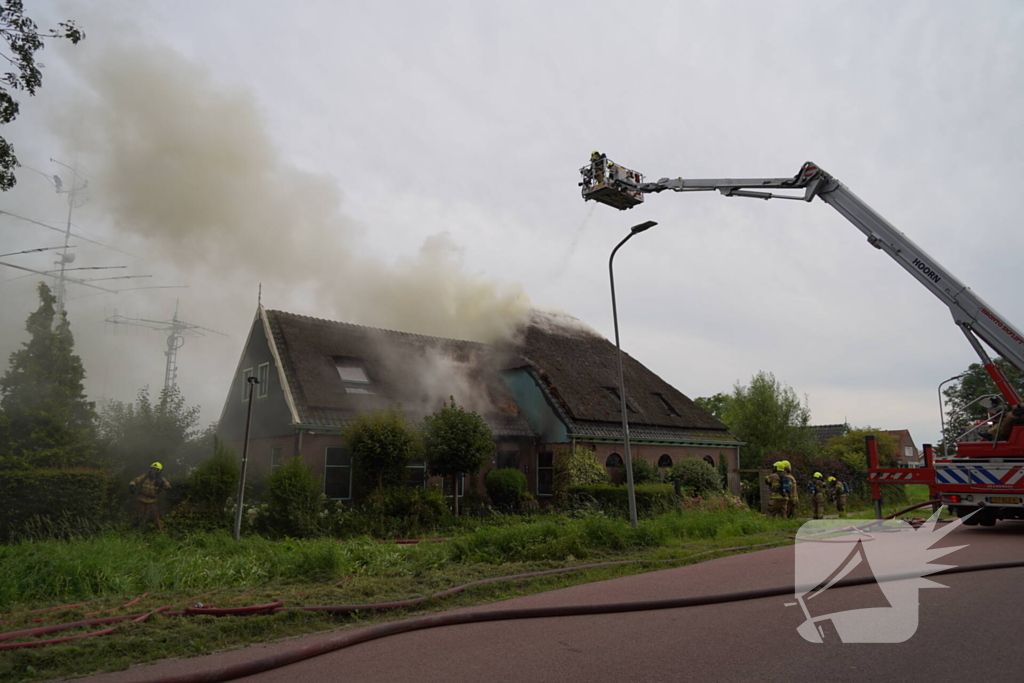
59 42 530 343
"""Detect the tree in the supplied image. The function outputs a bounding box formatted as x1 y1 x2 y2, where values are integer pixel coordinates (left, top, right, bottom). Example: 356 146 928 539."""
343 406 419 496
821 427 903 502
694 393 732 420
551 444 610 505
421 398 493 517
0 282 96 468
940 358 1024 449
97 384 203 478
719 371 816 469
1 2 84 190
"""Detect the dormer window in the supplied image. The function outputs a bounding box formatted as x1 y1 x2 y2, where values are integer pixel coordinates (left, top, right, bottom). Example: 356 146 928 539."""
653 392 681 417
604 386 636 412
334 358 374 395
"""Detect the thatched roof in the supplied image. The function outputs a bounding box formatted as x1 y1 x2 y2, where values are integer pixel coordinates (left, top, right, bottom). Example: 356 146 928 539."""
264 310 532 436
508 322 731 434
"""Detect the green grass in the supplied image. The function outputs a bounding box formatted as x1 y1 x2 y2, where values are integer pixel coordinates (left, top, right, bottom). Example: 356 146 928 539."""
0 509 803 682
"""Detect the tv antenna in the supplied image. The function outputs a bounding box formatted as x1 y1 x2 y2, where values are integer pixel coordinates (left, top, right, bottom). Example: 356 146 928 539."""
105 301 227 392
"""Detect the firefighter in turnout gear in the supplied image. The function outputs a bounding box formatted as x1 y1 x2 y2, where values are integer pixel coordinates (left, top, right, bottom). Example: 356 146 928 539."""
764 461 789 518
809 472 826 519
130 462 171 531
782 461 799 519
828 476 849 518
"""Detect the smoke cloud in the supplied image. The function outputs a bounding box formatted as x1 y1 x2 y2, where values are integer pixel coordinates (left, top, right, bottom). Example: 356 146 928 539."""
61 42 529 343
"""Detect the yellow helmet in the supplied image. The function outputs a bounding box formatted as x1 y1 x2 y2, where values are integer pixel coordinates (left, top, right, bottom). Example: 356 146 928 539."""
781 460 792 470
813 472 823 478
773 461 785 471
827 476 836 482
592 150 600 156
150 462 163 470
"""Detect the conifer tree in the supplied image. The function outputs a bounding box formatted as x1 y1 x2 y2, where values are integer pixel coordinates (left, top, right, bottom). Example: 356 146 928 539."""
0 283 96 468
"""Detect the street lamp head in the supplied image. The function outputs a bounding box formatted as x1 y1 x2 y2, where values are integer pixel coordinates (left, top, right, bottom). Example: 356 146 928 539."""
247 376 260 385
630 220 657 234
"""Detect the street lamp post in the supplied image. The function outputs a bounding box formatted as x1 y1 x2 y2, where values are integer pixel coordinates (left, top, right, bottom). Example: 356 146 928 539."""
609 220 657 530
233 375 260 541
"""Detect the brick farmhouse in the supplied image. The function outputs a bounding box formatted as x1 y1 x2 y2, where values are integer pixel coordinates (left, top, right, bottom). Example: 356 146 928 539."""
217 307 743 501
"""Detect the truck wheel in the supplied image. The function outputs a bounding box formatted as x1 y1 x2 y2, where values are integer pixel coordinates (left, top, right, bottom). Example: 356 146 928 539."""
956 506 980 525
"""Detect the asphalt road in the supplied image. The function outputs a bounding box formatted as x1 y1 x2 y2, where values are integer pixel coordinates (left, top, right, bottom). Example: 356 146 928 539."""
89 520 1024 683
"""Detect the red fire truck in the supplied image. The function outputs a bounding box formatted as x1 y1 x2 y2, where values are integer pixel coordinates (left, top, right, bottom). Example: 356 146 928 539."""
580 156 1024 526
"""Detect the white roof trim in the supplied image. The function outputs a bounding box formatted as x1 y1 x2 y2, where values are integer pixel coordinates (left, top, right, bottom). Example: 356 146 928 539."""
260 305 301 424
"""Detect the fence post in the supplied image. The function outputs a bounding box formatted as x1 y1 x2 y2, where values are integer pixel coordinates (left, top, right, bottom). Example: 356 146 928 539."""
866 435 882 519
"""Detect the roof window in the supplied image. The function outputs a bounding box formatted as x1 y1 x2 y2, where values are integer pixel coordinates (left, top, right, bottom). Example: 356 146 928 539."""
604 387 636 412
653 392 681 417
334 358 374 395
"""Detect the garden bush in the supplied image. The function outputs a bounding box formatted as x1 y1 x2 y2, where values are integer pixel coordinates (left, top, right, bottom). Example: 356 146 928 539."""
485 468 528 507
0 468 109 541
552 445 610 504
670 458 722 495
265 457 324 538
630 457 659 485
567 484 678 517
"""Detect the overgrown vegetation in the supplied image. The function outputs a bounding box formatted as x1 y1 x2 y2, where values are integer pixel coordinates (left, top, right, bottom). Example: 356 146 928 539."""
344 406 419 495
670 458 722 496
485 468 529 507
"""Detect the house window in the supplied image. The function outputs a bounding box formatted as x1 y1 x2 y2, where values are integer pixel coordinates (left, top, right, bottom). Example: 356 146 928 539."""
606 453 624 467
324 447 353 500
703 455 715 467
257 363 270 398
334 358 374 395
442 474 465 498
497 450 518 470
242 368 254 401
604 387 636 412
270 445 283 471
658 454 673 468
406 459 427 488
653 392 681 417
537 452 553 497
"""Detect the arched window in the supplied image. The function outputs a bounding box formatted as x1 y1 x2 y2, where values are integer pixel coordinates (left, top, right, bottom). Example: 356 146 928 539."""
657 454 673 468
606 453 624 467
703 455 715 467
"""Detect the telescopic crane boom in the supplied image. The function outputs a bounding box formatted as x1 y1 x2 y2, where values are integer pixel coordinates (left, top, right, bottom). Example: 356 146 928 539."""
580 158 1024 406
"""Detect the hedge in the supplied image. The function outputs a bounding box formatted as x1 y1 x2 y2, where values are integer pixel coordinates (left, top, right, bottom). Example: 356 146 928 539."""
567 484 678 517
0 468 109 541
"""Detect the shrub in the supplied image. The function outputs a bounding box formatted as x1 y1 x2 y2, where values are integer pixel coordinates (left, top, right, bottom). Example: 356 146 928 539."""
552 445 610 504
567 484 678 517
0 468 108 541
324 486 451 538
422 398 493 516
265 457 324 538
485 468 528 507
187 438 239 513
670 458 722 496
344 407 419 495
629 457 659 485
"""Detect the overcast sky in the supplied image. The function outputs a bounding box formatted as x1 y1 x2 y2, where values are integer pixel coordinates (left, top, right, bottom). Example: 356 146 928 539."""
2 0 1023 448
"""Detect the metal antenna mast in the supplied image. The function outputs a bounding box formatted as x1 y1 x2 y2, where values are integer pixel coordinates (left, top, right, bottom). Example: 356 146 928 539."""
47 158 89 316
105 301 227 392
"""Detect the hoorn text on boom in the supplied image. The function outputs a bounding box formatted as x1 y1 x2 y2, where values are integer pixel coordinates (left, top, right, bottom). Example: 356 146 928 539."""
913 258 941 284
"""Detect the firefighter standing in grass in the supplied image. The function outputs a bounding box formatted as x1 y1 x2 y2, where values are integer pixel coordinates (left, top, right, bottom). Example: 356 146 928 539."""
130 462 171 531
828 476 849 518
764 461 789 518
783 461 799 519
809 472 826 519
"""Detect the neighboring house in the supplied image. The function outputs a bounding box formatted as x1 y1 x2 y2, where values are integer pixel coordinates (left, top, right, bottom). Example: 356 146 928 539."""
883 429 922 467
218 307 743 502
809 423 850 447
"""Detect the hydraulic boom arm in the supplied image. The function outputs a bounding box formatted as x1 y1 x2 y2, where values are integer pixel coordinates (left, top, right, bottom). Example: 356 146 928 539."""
581 159 1024 405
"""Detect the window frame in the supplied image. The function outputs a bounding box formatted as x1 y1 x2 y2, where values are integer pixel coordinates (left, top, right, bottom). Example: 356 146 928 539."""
406 459 427 488
606 452 624 468
657 454 673 468
442 473 466 499
257 362 270 398
324 446 353 501
241 367 254 402
270 445 283 471
334 358 375 395
536 452 554 497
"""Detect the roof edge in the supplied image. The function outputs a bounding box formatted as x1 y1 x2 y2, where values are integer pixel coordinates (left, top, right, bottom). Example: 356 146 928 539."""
262 306 302 425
